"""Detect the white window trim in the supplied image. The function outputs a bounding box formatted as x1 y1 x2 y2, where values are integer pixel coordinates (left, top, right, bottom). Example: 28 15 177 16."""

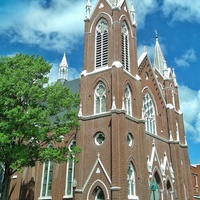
122 21 130 71
125 85 132 116
94 82 106 114
127 164 136 198
142 93 157 135
64 159 74 198
95 18 108 69
64 139 76 198
40 161 53 198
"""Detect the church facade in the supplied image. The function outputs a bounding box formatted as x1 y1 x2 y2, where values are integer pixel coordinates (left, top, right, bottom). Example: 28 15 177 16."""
8 0 193 199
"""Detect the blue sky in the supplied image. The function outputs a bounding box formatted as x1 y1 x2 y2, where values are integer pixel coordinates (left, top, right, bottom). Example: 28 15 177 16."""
0 0 200 164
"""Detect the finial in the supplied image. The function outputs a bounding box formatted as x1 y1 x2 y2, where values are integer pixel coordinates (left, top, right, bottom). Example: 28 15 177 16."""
143 46 147 53
111 96 116 110
155 30 158 39
130 3 137 26
78 103 82 117
85 0 92 20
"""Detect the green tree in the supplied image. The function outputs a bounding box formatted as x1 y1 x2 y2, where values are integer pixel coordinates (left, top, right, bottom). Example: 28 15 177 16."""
0 54 80 200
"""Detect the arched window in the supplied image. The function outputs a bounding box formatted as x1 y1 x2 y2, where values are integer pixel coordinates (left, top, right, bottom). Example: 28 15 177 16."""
95 82 106 114
95 188 105 200
125 85 132 116
95 18 108 68
121 21 130 71
41 160 53 197
65 139 76 197
142 93 156 134
127 164 136 198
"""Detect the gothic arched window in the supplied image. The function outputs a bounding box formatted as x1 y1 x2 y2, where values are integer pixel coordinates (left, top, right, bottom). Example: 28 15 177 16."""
127 164 136 198
125 85 132 116
95 82 106 114
95 18 108 68
142 93 156 134
64 139 76 197
121 21 130 71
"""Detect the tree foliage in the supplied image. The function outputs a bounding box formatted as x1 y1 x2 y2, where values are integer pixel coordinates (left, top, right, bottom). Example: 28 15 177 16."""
0 54 80 199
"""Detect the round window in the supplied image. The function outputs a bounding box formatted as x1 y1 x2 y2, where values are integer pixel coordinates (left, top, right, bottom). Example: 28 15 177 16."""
95 132 105 146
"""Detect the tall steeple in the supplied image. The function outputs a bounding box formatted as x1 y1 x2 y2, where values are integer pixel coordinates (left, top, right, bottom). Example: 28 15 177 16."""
153 32 166 76
58 52 68 83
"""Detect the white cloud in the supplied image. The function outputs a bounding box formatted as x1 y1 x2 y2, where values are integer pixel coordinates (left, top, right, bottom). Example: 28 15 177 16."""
179 85 200 143
0 0 86 52
127 0 158 29
0 0 159 53
162 0 200 22
174 48 197 68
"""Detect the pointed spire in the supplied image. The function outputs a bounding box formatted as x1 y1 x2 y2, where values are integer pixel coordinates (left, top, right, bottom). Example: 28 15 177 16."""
130 3 137 26
111 96 116 110
122 96 125 110
58 52 68 83
153 31 167 77
78 103 82 117
85 0 92 20
172 68 178 86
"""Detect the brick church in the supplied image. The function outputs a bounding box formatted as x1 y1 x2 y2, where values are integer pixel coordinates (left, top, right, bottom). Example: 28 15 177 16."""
8 0 193 199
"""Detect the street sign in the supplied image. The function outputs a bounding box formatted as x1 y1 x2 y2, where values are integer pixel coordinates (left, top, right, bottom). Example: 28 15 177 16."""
149 181 159 191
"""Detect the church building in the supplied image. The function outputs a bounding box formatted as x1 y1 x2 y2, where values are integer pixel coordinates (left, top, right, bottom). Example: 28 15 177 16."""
8 0 193 199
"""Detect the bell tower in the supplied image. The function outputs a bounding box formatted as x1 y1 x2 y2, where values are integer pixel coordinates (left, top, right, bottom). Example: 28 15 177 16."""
75 0 145 199
83 0 137 76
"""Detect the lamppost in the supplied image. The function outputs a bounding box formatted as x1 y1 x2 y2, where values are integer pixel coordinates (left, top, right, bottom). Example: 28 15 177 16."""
149 181 158 200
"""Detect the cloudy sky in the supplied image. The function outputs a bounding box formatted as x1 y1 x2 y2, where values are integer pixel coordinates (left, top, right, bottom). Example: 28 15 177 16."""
0 0 200 163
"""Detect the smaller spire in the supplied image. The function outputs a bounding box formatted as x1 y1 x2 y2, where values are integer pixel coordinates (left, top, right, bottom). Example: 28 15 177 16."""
172 68 178 86
58 52 68 83
78 103 82 117
85 0 92 20
111 96 116 110
155 30 158 40
130 3 137 26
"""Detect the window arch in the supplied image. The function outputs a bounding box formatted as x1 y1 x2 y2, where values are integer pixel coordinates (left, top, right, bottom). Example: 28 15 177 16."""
124 85 132 116
121 21 130 71
142 93 156 134
95 18 108 68
127 164 136 198
65 139 76 197
94 82 106 114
